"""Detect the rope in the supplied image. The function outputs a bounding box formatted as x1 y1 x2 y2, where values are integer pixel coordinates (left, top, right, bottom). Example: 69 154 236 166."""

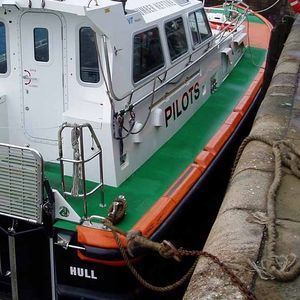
250 0 282 13
233 135 300 281
105 220 197 293
178 249 257 300
87 0 98 7
71 126 82 196
103 220 256 298
107 195 127 225
231 135 273 180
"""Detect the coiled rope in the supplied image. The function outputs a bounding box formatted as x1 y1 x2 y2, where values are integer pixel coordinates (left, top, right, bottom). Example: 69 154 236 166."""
233 135 300 281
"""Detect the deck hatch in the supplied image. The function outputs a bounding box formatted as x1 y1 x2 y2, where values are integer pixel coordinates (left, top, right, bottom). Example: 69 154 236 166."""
0 144 43 224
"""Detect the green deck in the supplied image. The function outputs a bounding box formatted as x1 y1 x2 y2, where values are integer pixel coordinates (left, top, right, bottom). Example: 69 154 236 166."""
48 45 267 232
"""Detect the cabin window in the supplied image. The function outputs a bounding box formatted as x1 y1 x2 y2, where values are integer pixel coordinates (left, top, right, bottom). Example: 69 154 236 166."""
0 22 7 74
133 27 164 83
189 9 212 46
165 17 188 61
34 28 49 62
79 27 100 83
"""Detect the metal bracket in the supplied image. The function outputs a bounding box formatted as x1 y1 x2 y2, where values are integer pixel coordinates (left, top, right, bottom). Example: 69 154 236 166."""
55 233 85 251
53 189 81 223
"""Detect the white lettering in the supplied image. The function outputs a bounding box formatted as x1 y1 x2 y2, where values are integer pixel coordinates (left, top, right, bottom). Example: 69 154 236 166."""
69 266 98 280
70 266 77 276
91 270 98 280
77 268 84 277
84 269 91 279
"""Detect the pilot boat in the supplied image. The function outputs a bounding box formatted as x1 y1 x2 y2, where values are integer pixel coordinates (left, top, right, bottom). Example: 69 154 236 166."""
0 0 271 298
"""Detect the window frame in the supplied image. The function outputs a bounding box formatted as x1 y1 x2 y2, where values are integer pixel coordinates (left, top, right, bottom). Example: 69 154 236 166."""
0 20 9 77
188 8 212 49
77 25 101 86
132 26 166 85
164 16 189 63
33 27 50 63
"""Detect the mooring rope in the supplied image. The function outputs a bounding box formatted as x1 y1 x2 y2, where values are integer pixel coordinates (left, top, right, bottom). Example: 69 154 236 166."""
107 195 127 225
233 135 300 281
102 219 256 299
250 0 282 14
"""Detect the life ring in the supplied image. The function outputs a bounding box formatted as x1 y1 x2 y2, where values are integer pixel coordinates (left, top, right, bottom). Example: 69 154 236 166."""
288 0 300 13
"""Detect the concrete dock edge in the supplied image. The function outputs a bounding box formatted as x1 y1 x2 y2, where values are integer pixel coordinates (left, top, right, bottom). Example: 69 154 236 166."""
184 15 300 300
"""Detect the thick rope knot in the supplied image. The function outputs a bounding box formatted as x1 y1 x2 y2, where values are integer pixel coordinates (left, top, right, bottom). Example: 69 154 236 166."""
236 136 300 282
107 195 127 225
126 230 143 257
159 240 182 262
249 254 300 281
126 231 181 262
267 254 300 281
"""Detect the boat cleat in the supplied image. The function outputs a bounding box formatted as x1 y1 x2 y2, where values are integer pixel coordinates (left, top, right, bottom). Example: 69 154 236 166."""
82 215 109 230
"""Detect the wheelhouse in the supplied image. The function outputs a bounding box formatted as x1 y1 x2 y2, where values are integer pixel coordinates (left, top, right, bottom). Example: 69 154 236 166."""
0 0 247 188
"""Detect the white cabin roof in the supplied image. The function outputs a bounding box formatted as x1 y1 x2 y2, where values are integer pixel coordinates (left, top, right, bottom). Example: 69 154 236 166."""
126 0 200 22
0 0 203 20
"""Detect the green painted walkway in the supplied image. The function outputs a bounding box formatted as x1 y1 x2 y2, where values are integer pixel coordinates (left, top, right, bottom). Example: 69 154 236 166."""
49 47 266 232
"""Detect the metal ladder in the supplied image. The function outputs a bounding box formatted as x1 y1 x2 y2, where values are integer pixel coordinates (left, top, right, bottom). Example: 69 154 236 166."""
58 123 105 220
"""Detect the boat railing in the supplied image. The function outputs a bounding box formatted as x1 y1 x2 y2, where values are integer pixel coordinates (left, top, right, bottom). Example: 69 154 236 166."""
206 1 250 39
102 0 249 114
57 123 105 220
0 143 44 224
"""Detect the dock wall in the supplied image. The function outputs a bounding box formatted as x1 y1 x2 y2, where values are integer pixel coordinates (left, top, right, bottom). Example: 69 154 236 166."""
184 15 300 300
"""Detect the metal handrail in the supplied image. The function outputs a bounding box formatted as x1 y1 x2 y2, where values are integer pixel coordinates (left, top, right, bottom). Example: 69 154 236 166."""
58 122 105 219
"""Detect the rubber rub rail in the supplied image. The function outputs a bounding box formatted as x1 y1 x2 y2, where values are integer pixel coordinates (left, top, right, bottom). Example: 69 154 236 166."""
132 66 266 240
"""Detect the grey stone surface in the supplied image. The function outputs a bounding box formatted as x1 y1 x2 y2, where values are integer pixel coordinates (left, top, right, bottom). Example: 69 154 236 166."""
222 170 271 212
273 60 299 77
251 114 290 139
184 15 300 300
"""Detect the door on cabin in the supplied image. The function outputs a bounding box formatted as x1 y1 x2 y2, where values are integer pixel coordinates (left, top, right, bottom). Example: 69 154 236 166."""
21 12 64 142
